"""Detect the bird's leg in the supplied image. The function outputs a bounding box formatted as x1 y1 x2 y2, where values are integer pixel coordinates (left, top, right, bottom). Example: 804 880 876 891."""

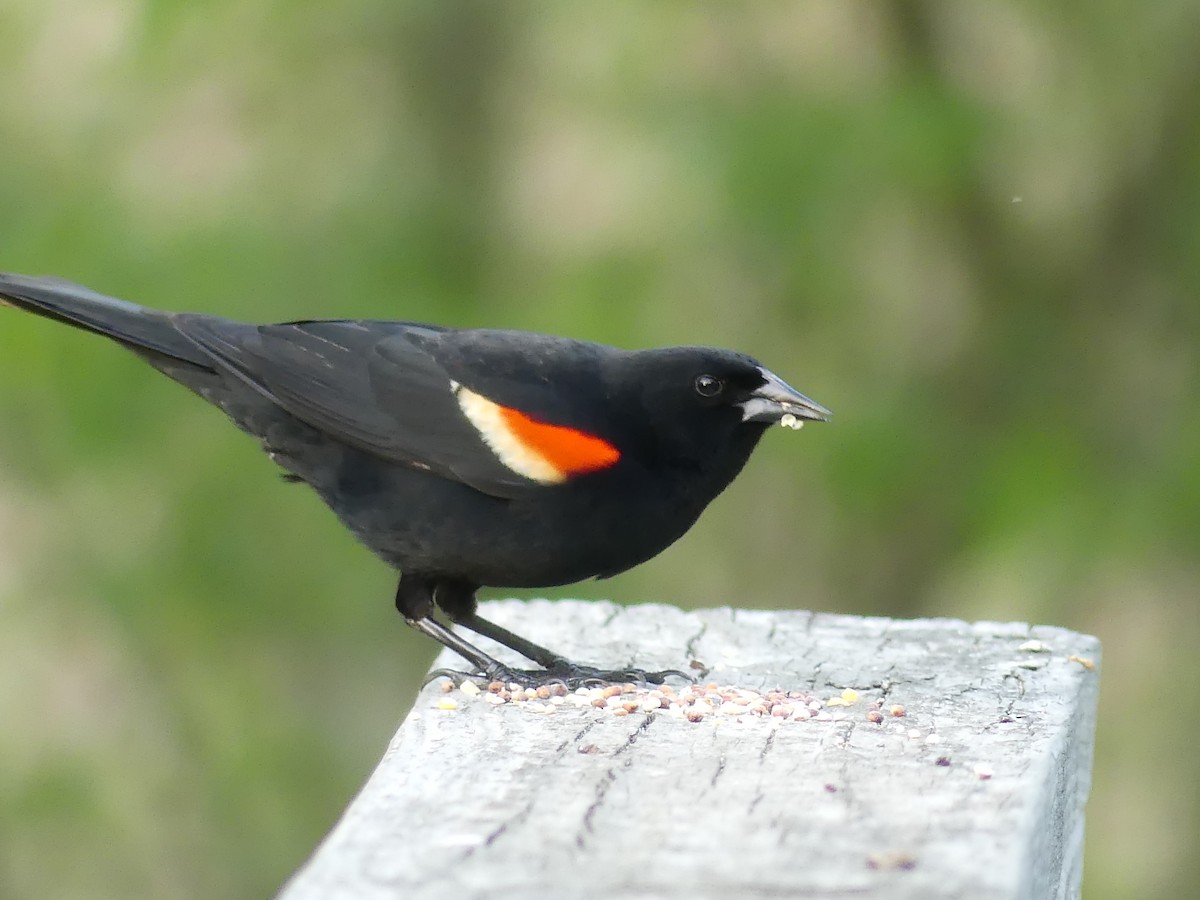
435 580 691 687
406 617 519 684
395 576 518 684
448 610 562 668
435 579 574 668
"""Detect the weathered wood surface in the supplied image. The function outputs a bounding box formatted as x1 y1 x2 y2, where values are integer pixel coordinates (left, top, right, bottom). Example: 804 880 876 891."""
279 600 1100 900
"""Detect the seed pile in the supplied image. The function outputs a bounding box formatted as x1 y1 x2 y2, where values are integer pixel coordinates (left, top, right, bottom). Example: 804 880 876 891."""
435 678 910 724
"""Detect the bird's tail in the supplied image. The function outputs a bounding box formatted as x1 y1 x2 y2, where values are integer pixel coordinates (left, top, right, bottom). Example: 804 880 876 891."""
0 273 211 367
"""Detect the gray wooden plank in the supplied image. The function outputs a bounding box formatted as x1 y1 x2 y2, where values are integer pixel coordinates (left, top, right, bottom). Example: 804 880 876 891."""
279 600 1100 900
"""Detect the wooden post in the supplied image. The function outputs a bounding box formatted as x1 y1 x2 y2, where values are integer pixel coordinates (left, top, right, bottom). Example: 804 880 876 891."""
279 600 1100 900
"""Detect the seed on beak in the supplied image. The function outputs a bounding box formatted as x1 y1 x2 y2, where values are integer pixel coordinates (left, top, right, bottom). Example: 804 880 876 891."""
779 413 803 430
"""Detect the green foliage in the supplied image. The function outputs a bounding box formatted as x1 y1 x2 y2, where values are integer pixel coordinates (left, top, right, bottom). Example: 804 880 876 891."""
1 2 1198 897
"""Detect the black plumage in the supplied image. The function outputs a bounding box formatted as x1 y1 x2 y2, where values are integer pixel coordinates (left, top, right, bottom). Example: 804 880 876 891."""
1 273 829 684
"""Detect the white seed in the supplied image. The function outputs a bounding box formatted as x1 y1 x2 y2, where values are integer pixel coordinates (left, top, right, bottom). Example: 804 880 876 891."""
459 681 481 697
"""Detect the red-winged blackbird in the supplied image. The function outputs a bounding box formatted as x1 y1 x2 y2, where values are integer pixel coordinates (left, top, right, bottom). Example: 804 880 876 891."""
1 273 829 685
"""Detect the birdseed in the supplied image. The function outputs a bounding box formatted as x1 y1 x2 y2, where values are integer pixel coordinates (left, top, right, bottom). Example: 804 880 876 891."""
431 676 920 729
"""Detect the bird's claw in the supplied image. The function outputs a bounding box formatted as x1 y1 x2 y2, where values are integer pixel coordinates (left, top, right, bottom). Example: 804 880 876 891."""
425 660 693 690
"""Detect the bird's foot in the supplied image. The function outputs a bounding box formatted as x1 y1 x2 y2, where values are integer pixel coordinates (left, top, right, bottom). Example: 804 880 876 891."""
539 658 693 688
426 659 692 690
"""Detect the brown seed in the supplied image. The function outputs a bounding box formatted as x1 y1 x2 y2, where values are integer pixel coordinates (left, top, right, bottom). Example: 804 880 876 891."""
686 710 706 722
622 683 638 694
438 680 454 693
488 681 505 693
590 697 608 708
866 710 884 724
889 705 907 718
612 708 630 717
536 685 552 700
622 701 640 713
867 851 917 871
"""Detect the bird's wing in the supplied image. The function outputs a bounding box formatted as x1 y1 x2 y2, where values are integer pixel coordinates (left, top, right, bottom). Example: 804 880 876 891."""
173 316 620 499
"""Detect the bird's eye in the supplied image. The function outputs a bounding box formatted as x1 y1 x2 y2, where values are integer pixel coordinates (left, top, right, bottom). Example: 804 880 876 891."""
694 374 725 397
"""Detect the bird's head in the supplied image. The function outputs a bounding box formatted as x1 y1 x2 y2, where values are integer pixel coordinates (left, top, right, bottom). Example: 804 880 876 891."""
613 347 830 473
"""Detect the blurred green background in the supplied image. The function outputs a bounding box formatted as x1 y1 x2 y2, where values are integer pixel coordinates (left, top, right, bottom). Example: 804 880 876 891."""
0 1 1196 897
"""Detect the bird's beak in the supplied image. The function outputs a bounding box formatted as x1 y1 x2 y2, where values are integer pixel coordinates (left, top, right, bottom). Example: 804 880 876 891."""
739 367 831 429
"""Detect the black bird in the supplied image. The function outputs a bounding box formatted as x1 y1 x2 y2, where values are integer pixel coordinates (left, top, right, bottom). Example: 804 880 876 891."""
1 274 829 685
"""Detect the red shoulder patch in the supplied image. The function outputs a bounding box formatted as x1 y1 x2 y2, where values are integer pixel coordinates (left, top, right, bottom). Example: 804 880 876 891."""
497 405 621 479
453 384 621 484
